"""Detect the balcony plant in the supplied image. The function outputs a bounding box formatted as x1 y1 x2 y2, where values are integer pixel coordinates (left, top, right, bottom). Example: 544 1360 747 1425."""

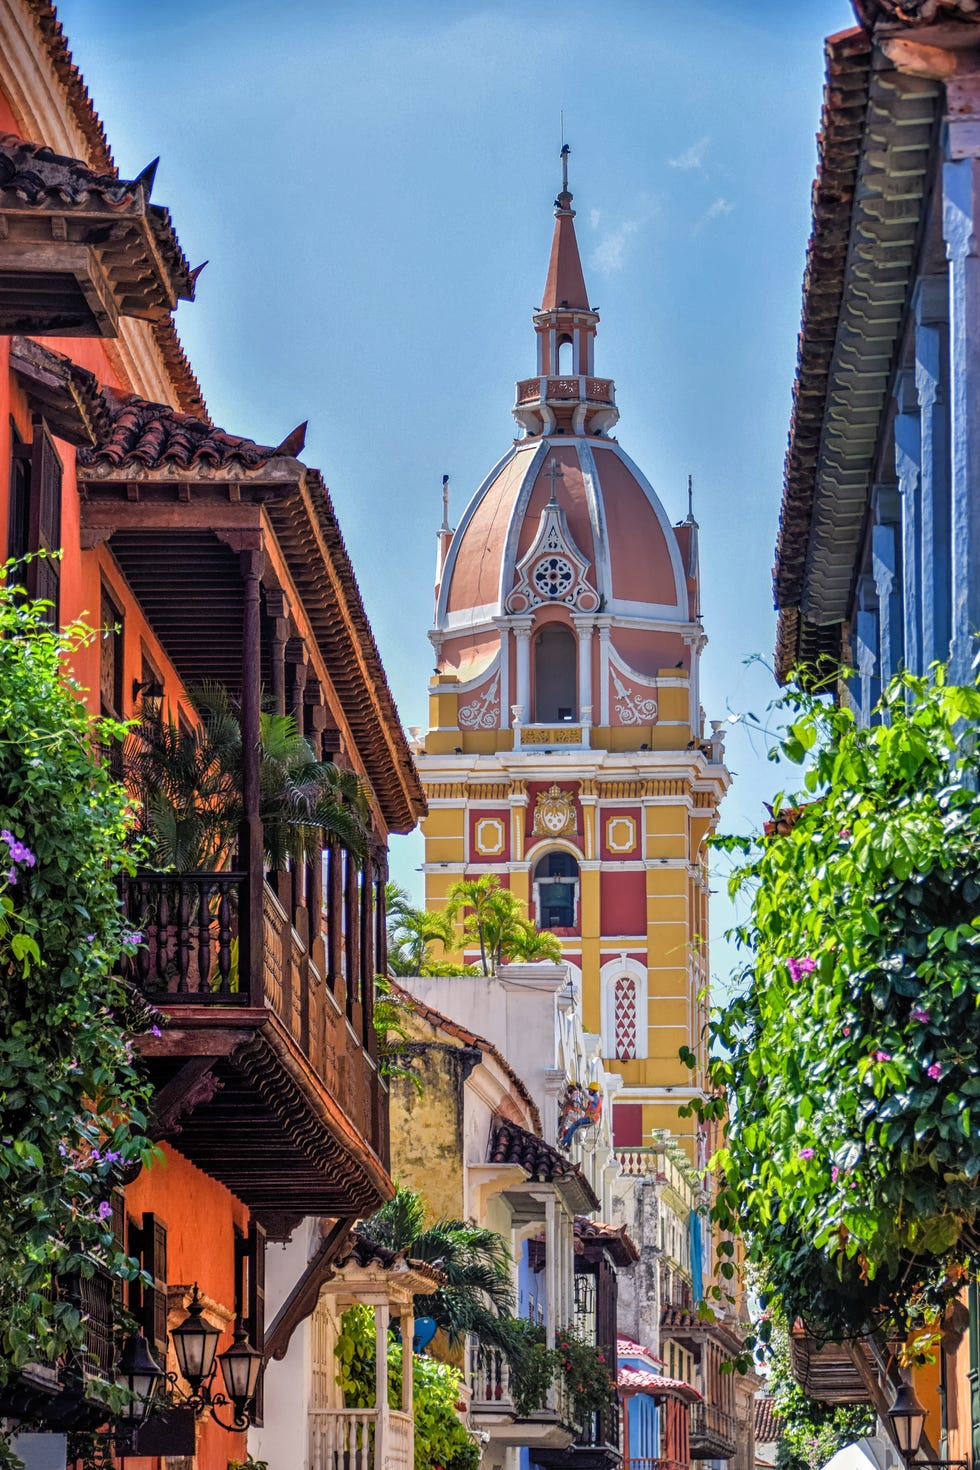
0 570 154 1462
127 681 370 873
555 1327 615 1425
685 670 980 1357
335 1303 479 1470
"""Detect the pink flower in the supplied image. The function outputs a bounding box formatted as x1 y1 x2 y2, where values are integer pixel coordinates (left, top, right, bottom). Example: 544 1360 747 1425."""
842 1026 851 1037
874 1050 891 1063
798 1147 815 1160
911 1006 930 1023
787 957 816 984
831 1166 840 1183
926 1062 942 1081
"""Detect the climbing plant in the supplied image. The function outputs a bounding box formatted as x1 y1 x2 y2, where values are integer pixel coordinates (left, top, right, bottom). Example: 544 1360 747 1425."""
0 570 154 1447
685 670 980 1353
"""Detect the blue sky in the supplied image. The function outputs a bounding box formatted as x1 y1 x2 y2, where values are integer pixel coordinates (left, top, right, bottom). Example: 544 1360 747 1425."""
57 0 856 982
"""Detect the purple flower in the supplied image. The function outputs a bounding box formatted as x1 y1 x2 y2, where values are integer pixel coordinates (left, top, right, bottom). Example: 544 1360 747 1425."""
85 934 96 943
911 1006 930 1023
799 1147 815 1160
0 830 12 846
926 1061 942 1081
149 1025 162 1038
874 1050 892 1063
1 831 35 866
96 1200 113 1221
6 868 15 886
831 1166 840 1183
121 930 143 947
787 957 817 984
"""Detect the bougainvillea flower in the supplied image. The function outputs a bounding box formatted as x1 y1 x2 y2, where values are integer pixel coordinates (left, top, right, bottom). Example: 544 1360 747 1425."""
874 1050 892 1062
798 1147 815 1160
787 957 817 983
911 1006 930 1023
926 1062 942 1081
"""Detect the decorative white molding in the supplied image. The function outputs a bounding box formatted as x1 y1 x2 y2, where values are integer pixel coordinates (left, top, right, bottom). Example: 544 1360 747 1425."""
458 670 501 730
610 666 659 726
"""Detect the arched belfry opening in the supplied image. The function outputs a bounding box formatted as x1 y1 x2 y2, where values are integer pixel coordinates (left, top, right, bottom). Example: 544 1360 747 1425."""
557 334 574 375
532 849 580 931
534 623 576 722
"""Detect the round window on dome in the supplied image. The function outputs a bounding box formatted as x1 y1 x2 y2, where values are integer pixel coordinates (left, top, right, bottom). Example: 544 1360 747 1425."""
532 555 574 600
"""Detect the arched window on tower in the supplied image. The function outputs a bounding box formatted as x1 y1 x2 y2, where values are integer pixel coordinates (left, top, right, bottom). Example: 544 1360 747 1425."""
614 975 638 1060
557 334 574 375
600 958 648 1062
534 624 577 723
532 850 579 932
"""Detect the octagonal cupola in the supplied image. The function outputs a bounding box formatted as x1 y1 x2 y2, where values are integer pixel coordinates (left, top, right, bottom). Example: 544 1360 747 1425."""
514 146 619 440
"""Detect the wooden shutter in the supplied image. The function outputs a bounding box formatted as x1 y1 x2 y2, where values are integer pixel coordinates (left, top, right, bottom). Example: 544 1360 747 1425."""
140 1211 169 1359
27 421 62 620
239 1220 266 1424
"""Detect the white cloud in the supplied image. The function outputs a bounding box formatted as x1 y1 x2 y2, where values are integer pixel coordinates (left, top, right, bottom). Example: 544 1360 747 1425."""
669 135 710 171
693 196 734 235
588 207 601 230
591 218 639 275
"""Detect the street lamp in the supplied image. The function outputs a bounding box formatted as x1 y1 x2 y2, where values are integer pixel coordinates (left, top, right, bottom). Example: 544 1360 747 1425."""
888 1380 927 1461
168 1284 262 1431
115 1331 165 1425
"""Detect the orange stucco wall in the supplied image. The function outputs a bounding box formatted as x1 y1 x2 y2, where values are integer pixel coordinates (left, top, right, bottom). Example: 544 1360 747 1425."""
123 1144 251 1470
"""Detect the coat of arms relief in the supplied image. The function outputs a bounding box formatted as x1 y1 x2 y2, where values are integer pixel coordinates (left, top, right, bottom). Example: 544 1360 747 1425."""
531 784 577 837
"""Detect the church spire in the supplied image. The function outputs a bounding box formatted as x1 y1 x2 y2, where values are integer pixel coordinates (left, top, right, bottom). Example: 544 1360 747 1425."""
541 143 590 312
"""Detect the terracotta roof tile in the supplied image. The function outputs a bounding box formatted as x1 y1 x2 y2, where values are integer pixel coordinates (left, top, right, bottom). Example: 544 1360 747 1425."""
853 0 980 22
388 980 542 1135
575 1216 640 1266
341 1232 446 1287
19 5 206 420
617 1366 703 1402
0 134 196 309
755 1397 784 1443
488 1118 600 1211
661 1305 704 1332
79 391 279 472
617 1334 665 1365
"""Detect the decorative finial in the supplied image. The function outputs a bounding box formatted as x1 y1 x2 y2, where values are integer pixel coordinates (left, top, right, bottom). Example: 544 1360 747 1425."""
441 473 451 532
545 456 563 505
561 141 570 195
688 474 694 521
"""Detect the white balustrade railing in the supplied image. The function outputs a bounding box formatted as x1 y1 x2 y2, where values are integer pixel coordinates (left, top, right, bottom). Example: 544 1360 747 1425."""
310 1407 413 1470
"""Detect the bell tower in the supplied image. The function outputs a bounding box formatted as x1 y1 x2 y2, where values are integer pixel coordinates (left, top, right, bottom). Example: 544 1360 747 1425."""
414 151 730 1156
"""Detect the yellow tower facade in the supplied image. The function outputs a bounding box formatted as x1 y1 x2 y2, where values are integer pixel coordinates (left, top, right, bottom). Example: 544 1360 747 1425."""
416 156 730 1156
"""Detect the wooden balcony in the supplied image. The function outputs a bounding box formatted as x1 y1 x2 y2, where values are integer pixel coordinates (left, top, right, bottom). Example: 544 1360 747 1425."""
310 1406 413 1470
626 1460 687 1470
533 1402 621 1469
126 867 391 1233
0 1269 116 1431
690 1400 737 1460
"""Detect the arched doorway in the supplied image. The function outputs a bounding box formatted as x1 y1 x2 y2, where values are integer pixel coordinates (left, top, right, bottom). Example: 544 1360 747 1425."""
533 623 576 723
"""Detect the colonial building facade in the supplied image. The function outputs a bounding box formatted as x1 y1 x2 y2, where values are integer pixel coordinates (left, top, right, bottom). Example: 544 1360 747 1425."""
415 154 730 1156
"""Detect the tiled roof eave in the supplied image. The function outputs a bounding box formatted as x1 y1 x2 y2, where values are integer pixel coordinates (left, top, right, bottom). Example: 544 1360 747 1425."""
774 36 940 683
854 0 980 24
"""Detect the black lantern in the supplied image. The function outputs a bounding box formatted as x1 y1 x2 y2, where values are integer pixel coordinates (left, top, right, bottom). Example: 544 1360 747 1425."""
115 1330 164 1424
888 1380 927 1461
171 1284 221 1392
217 1320 263 1425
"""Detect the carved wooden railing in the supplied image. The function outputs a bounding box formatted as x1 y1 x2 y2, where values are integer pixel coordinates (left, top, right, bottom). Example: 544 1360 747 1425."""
125 870 379 1144
690 1400 737 1455
309 1407 412 1470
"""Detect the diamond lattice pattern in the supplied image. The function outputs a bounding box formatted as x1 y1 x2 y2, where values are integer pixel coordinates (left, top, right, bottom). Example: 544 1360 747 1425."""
614 975 637 1060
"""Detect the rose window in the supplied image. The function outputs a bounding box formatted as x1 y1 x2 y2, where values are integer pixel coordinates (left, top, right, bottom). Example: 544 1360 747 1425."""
532 555 574 600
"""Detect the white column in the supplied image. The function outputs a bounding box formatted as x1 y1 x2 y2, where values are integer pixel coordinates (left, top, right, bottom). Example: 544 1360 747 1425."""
495 621 511 730
513 619 533 720
374 1302 390 1470
401 1306 413 1417
943 151 980 679
596 618 612 725
544 1194 558 1351
574 618 593 724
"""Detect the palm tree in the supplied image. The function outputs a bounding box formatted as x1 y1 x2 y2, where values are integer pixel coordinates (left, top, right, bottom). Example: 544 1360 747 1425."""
385 882 457 976
445 874 562 974
127 682 371 872
359 1185 517 1357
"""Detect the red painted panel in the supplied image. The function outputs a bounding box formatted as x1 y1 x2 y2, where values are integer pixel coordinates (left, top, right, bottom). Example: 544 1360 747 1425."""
613 1103 643 1147
600 869 646 936
468 807 510 862
599 805 641 860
